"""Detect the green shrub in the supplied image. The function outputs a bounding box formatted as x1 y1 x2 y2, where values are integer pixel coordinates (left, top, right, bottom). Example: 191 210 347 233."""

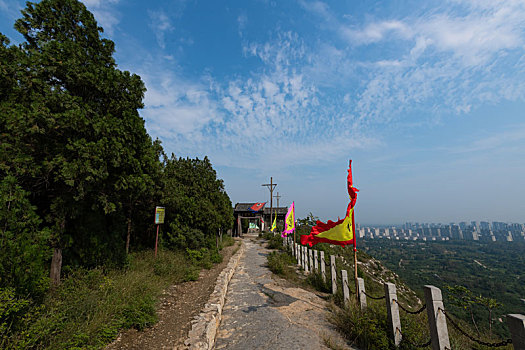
329 301 391 349
262 231 284 250
267 251 296 276
306 271 331 293
1 247 232 349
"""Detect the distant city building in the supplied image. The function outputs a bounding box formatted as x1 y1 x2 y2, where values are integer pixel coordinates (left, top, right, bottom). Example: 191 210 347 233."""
360 220 525 242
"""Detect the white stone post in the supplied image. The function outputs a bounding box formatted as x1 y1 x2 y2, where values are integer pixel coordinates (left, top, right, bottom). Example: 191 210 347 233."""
424 285 450 350
507 314 525 350
341 270 350 306
308 249 313 273
330 255 337 295
384 283 402 346
320 251 326 283
304 247 310 273
357 277 367 310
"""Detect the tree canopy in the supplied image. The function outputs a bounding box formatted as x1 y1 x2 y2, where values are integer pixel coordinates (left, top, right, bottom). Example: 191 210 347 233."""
0 0 233 294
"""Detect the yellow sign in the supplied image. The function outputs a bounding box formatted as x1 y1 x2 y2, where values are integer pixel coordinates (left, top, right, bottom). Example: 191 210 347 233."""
154 206 165 224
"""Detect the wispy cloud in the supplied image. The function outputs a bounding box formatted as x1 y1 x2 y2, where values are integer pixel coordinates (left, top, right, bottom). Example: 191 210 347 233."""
299 0 525 128
237 12 247 38
148 10 174 49
0 0 23 24
81 0 120 35
135 1 525 171
138 31 373 168
447 125 525 155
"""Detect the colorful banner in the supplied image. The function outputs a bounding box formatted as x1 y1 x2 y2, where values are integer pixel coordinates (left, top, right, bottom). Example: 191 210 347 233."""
282 202 295 237
301 160 359 247
271 215 277 232
249 202 266 212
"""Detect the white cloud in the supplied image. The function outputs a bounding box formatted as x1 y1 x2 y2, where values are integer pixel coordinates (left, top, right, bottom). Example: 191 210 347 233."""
136 32 372 169
237 12 247 37
81 0 120 35
148 10 174 49
342 20 412 45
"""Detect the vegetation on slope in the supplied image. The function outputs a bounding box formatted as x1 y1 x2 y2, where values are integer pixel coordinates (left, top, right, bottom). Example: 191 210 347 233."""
0 0 234 347
361 239 525 338
264 222 515 349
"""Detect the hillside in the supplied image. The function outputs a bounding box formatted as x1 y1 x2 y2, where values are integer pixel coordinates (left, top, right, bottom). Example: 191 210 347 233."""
360 239 525 337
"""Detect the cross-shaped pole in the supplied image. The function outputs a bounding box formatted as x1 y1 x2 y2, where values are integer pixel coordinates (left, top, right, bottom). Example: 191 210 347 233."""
262 177 277 230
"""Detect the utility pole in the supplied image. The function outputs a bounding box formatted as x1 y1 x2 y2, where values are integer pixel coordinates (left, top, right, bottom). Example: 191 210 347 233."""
274 192 281 209
273 192 281 228
262 177 277 230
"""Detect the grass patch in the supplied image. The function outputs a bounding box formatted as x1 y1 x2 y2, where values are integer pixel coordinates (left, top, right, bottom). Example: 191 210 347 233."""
266 251 300 282
1 248 223 349
261 231 285 250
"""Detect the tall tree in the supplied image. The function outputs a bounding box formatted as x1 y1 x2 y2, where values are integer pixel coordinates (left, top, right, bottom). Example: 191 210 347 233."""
5 0 146 284
162 156 233 250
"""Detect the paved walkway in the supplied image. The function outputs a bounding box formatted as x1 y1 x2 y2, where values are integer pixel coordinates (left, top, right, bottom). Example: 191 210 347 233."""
215 235 355 350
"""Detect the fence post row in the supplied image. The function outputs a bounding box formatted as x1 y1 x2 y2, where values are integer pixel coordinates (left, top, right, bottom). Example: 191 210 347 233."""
289 246 525 350
320 251 326 283
342 270 350 306
424 285 450 350
330 255 337 295
357 277 367 310
384 283 402 346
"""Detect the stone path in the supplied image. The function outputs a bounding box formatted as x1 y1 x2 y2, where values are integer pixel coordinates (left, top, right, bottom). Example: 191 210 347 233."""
215 235 356 350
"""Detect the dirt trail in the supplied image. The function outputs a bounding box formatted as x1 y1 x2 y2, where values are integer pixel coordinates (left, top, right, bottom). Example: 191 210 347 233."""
106 241 239 350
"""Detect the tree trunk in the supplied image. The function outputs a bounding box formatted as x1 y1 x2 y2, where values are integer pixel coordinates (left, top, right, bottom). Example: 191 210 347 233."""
126 216 132 254
50 247 62 286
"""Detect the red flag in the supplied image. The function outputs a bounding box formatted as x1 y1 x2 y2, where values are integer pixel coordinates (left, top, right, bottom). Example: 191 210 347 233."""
249 202 266 212
301 160 358 247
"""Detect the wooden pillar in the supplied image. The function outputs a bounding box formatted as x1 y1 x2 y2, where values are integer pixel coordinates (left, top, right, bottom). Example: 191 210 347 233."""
424 285 450 350
313 250 318 272
385 283 402 346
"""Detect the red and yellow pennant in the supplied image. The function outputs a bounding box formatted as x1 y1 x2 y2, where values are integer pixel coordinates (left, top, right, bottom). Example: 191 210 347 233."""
301 160 359 247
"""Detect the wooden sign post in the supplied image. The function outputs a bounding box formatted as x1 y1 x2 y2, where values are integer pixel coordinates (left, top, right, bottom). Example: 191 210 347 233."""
154 206 165 258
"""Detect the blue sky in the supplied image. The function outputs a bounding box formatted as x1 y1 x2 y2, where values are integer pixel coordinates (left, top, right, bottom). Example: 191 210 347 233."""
2 0 525 224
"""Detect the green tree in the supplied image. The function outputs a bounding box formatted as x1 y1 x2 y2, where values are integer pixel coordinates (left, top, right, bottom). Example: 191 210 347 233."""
2 0 147 284
446 285 480 335
0 176 50 297
162 156 233 250
475 295 502 336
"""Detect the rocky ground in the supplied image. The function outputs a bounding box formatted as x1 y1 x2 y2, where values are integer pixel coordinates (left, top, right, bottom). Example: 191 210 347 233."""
215 235 356 350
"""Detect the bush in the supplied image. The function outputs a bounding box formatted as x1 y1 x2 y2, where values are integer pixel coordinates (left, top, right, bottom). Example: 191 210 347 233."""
329 301 391 349
306 271 331 293
267 251 296 276
1 247 230 349
262 231 284 250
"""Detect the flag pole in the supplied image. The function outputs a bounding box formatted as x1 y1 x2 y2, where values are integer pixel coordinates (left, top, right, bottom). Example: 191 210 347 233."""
353 207 359 304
